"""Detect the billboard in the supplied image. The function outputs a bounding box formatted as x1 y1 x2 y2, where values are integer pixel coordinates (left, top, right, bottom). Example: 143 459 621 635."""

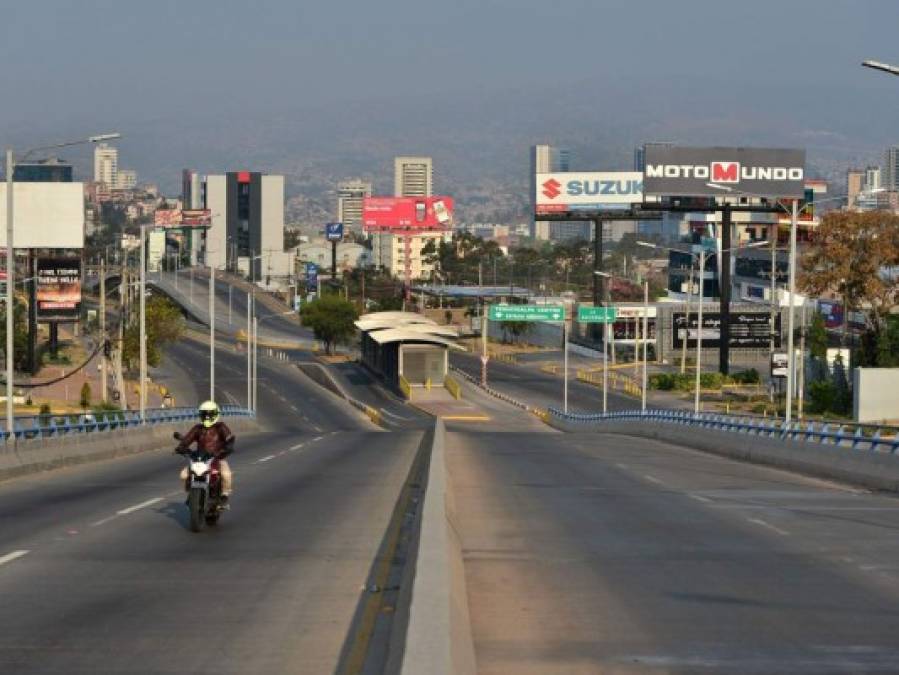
147 230 165 272
535 172 643 214
305 262 318 291
36 258 82 322
0 183 85 248
672 311 780 349
362 197 454 232
154 209 212 227
643 146 806 198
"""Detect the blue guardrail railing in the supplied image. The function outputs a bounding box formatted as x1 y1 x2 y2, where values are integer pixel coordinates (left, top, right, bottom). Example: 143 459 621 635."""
1 405 254 442
548 408 899 455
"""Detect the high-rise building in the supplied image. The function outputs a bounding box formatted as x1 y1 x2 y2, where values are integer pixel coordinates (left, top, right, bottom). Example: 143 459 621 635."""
93 143 118 187
182 169 204 209
847 169 864 209
530 144 570 240
864 165 881 192
883 146 899 191
394 156 433 197
12 157 73 182
204 171 285 277
337 179 372 230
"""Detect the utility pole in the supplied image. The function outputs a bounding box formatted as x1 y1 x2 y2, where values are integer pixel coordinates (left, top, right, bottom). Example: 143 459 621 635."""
252 315 258 412
563 320 569 414
209 261 215 400
694 249 706 414
139 225 147 421
481 311 488 387
247 291 252 409
642 280 649 412
769 220 778 403
719 203 732 375
5 148 15 437
681 263 694 375
100 258 108 402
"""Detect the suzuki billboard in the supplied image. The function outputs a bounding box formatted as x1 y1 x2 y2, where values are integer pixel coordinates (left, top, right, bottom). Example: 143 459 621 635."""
362 197 454 232
535 172 643 214
643 146 806 198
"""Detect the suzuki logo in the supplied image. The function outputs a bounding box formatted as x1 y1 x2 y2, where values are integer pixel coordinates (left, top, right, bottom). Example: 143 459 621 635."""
542 178 561 199
711 162 739 183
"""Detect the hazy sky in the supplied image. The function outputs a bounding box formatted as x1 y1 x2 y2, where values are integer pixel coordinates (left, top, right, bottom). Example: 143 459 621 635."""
3 0 899 184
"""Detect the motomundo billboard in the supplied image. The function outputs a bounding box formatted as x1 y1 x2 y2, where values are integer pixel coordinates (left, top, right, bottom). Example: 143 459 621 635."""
643 146 806 198
362 197 454 232
535 172 642 214
36 258 82 322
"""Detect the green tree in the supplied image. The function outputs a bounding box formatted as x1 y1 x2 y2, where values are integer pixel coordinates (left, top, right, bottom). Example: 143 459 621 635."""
501 321 531 344
79 382 92 410
122 296 185 370
300 294 359 354
807 313 828 361
0 299 30 371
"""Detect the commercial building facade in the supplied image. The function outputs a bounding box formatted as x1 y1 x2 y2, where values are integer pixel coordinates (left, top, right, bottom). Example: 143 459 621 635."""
394 157 433 197
530 144 570 240
204 171 285 278
13 158 73 182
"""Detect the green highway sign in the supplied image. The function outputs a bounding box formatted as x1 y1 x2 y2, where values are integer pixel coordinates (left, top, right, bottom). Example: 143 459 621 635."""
488 304 565 322
577 306 618 323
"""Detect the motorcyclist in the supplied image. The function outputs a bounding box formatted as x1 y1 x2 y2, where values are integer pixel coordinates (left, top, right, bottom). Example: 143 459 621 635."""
176 400 235 503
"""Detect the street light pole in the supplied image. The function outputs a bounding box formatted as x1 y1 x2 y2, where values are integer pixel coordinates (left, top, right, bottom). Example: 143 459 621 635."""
694 249 706 415
642 279 649 412
209 260 215 400
247 291 252 409
785 198 798 424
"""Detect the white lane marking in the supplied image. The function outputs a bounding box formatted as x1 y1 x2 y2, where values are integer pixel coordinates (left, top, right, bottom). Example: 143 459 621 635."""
312 435 323 442
380 407 412 421
117 497 164 515
747 518 789 536
290 405 299 412
616 463 628 470
313 425 323 433
643 474 664 486
256 454 277 463
689 494 712 503
0 550 29 567
91 515 119 527
290 443 305 451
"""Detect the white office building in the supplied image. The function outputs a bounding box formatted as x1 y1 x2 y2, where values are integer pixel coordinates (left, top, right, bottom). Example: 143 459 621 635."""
377 230 449 281
337 179 372 230
93 143 118 187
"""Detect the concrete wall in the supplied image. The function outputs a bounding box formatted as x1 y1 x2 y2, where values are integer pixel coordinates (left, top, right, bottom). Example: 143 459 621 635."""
205 174 228 270
0 417 257 483
854 368 899 423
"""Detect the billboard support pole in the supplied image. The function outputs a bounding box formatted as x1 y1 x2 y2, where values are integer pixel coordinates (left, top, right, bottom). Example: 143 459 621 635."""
5 148 14 440
785 198 798 425
331 240 337 284
139 224 147 422
719 203 732 376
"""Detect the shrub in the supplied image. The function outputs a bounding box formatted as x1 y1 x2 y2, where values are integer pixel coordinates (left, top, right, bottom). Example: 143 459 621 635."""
699 372 725 390
731 368 760 384
807 380 838 415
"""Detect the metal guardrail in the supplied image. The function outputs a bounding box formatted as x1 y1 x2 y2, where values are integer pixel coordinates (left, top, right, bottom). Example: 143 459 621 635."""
449 365 549 422
2 405 255 442
547 408 899 454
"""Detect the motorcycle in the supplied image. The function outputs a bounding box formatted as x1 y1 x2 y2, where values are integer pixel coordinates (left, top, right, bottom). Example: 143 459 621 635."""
173 431 227 532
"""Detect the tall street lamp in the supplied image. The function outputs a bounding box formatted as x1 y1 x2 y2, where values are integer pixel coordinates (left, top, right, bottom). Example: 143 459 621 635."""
862 60 899 76
5 132 120 436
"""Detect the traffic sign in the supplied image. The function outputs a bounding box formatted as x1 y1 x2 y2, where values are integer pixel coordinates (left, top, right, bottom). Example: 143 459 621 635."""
325 222 344 242
577 306 618 323
488 304 564 322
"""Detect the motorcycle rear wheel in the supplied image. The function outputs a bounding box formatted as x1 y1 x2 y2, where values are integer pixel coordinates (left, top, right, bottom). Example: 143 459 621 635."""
188 489 206 532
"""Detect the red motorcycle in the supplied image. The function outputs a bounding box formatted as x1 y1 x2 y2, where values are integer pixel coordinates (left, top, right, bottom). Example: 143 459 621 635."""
173 432 227 532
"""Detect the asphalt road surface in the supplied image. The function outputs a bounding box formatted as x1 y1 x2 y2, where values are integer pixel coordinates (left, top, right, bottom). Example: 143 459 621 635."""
0 338 424 674
452 351 637 414
448 430 899 674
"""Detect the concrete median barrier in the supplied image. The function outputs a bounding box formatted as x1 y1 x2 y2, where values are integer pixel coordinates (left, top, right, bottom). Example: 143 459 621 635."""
401 418 477 675
0 416 258 483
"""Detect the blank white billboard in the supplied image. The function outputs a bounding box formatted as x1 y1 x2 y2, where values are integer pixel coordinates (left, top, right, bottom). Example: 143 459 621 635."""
0 182 85 248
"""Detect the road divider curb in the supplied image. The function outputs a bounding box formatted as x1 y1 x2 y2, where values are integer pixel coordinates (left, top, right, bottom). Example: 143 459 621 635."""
401 418 477 675
295 362 386 428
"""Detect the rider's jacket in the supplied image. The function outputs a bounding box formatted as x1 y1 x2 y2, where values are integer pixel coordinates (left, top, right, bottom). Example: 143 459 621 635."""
177 421 234 457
